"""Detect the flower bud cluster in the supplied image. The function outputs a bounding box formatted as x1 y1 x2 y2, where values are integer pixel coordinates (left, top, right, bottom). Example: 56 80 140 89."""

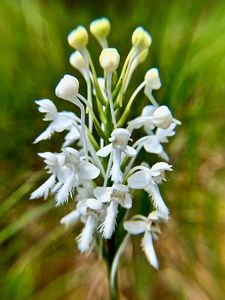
32 17 181 271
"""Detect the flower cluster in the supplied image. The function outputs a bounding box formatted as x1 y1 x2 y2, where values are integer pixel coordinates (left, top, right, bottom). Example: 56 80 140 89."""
31 18 180 269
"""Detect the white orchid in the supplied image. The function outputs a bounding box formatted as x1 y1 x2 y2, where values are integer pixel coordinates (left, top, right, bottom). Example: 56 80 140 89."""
127 105 155 133
124 211 167 268
30 152 67 200
55 147 100 206
76 198 103 253
32 17 181 284
128 162 173 218
34 99 80 144
94 183 132 239
132 123 177 161
97 128 136 183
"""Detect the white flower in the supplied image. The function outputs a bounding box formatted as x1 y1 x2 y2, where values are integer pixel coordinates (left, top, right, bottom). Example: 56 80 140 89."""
152 105 173 129
135 123 177 161
127 105 155 133
30 152 67 200
76 197 103 253
128 162 173 218
68 26 88 49
94 183 132 239
55 147 100 206
99 48 120 73
55 74 79 101
34 99 80 144
77 215 97 253
124 211 167 268
97 128 136 183
62 126 81 147
94 183 132 209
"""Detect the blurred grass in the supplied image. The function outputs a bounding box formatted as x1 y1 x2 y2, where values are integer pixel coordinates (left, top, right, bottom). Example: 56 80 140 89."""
0 0 225 299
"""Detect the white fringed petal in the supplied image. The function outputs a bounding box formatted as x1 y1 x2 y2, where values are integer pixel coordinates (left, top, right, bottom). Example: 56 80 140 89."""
146 184 169 219
141 231 159 269
30 174 56 200
56 173 77 206
33 126 54 143
35 99 57 121
77 215 96 253
62 126 80 147
101 201 118 239
60 210 80 227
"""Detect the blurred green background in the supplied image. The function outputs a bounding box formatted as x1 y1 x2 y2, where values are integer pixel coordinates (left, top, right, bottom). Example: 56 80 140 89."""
0 0 225 299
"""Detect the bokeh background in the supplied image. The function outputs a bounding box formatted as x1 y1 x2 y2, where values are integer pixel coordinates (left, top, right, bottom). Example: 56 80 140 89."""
0 0 225 299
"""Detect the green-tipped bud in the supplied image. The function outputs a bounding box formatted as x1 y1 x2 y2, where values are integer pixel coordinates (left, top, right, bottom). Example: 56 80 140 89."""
132 27 152 50
68 26 88 49
90 17 110 40
99 48 120 73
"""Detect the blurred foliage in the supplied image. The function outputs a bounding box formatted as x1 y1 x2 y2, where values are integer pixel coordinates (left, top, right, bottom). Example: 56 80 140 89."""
0 0 225 299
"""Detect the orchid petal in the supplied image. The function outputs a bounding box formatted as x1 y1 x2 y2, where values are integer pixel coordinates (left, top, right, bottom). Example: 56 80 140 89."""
86 198 102 210
30 174 56 200
146 184 169 219
125 146 137 157
96 144 112 157
143 136 163 154
56 173 77 206
141 231 159 269
124 220 146 235
78 161 100 180
60 209 80 227
128 170 150 189
94 187 112 203
33 126 55 143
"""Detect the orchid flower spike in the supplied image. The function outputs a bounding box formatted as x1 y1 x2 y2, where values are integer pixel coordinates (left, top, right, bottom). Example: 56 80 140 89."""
124 211 167 268
32 17 181 275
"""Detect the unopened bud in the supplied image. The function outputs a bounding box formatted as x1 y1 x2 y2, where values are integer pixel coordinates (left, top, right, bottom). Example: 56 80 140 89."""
132 27 152 50
69 51 87 72
99 48 120 73
68 26 88 49
90 17 110 40
55 74 79 101
138 49 149 64
153 106 173 129
145 68 161 90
